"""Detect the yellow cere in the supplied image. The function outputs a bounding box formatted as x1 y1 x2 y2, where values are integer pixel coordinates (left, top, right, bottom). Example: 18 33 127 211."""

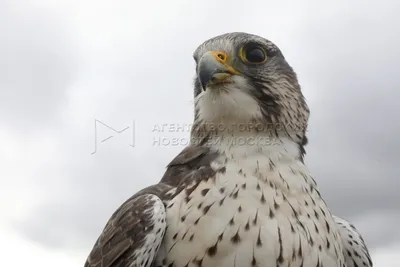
210 51 241 75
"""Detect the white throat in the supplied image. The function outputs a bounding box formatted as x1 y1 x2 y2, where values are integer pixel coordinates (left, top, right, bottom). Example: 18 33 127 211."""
195 76 264 124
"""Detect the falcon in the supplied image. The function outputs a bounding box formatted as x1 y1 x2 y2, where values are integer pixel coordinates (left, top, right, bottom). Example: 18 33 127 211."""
84 32 372 267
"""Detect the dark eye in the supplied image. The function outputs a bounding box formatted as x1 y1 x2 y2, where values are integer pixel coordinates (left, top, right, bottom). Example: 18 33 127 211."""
242 45 267 64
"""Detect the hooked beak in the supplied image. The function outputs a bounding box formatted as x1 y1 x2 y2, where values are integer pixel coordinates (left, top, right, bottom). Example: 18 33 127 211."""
197 51 240 90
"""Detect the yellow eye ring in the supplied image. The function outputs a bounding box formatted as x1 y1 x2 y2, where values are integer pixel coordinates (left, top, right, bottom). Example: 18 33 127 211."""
239 45 267 64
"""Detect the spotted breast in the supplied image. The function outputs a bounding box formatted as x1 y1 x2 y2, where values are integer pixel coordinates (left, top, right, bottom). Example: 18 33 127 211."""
156 138 345 267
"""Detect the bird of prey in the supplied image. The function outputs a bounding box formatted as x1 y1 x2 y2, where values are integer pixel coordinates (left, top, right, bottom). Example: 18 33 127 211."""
84 32 372 267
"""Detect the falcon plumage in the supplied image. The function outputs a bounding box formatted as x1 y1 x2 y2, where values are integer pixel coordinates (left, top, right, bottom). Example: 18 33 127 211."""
84 32 372 267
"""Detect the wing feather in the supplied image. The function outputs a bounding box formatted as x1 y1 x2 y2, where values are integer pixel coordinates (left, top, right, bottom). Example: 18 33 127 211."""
84 184 171 267
84 146 216 267
334 215 373 267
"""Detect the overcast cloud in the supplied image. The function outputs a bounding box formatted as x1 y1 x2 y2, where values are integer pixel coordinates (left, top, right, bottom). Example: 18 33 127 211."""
1 1 399 266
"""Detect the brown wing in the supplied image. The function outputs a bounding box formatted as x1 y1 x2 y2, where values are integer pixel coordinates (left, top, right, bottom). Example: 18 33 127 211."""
85 145 220 267
334 215 373 267
160 145 219 187
84 184 172 267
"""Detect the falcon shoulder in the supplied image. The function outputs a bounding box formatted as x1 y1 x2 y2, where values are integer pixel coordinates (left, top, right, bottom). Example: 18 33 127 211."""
160 145 219 187
334 215 373 267
84 183 173 267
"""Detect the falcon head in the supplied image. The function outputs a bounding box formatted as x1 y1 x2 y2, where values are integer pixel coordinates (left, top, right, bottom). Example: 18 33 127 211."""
191 32 309 147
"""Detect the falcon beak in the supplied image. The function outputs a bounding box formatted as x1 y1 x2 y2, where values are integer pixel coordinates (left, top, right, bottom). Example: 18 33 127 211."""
197 51 240 90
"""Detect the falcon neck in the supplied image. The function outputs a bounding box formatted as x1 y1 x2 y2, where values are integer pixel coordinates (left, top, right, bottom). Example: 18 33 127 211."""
194 130 305 163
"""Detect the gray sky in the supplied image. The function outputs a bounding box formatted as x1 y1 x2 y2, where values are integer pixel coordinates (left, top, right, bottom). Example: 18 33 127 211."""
1 0 399 266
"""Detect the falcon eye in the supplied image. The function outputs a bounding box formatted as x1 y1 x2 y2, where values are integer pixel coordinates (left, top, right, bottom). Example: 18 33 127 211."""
241 45 267 64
